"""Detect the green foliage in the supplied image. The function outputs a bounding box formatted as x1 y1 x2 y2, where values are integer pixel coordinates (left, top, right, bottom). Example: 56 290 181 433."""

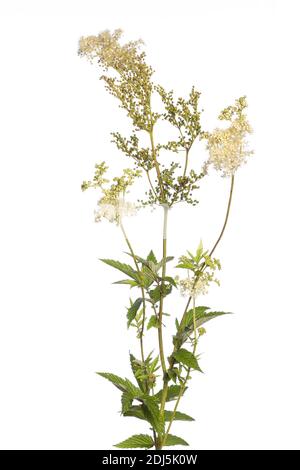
172 348 201 372
114 434 154 449
176 241 221 275
155 385 187 402
147 315 159 330
173 305 232 353
96 372 128 393
149 284 172 304
124 406 193 422
141 396 164 434
113 279 138 287
180 306 210 331
121 392 133 414
185 309 231 330
147 250 158 264
97 372 142 398
123 405 146 420
100 259 140 282
174 307 232 346
164 434 189 447
127 298 143 327
130 354 146 392
164 410 194 421
130 352 160 391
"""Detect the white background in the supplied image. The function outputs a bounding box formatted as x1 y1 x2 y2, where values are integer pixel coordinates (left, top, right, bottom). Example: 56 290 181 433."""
1 0 300 450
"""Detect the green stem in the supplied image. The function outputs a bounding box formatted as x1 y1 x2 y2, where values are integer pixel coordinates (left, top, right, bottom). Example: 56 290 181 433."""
149 128 165 200
208 174 235 258
156 204 169 449
183 149 190 178
158 205 169 379
120 220 147 365
120 219 153 450
163 298 197 445
146 169 156 196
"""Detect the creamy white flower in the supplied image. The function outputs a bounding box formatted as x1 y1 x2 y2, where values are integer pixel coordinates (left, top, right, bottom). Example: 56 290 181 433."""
94 199 137 224
208 117 253 177
178 276 208 298
177 271 220 298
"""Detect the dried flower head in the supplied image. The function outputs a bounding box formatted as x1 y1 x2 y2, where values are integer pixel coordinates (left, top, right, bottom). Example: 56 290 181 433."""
207 96 253 177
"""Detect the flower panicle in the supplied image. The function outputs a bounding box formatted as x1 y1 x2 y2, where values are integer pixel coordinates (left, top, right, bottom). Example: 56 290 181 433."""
207 96 253 177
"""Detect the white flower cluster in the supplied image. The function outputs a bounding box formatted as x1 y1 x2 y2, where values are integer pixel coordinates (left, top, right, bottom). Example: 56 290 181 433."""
178 272 216 298
208 116 253 177
94 199 137 225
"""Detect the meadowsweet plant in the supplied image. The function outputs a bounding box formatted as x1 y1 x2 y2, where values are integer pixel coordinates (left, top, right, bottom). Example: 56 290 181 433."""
79 29 253 450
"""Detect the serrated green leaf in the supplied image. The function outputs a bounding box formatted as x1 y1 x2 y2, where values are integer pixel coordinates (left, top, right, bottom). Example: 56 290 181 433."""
97 372 141 398
180 306 210 331
113 279 138 287
142 396 164 434
176 260 195 270
124 405 194 423
195 241 204 263
172 348 201 371
164 410 194 421
129 354 145 392
141 266 157 287
181 308 232 340
147 250 158 264
164 434 189 447
155 385 187 402
149 284 172 304
124 379 143 398
114 434 154 449
147 315 159 330
121 392 133 414
124 405 146 420
100 259 140 282
127 298 143 327
195 310 232 326
164 276 177 287
96 372 128 392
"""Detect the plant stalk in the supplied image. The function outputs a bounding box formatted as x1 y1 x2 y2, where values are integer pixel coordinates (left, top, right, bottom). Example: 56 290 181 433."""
163 298 198 445
120 220 147 365
158 204 169 379
156 204 170 449
183 148 190 178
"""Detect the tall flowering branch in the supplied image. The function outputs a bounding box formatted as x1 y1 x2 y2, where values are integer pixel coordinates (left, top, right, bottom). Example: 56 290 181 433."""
79 29 253 450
